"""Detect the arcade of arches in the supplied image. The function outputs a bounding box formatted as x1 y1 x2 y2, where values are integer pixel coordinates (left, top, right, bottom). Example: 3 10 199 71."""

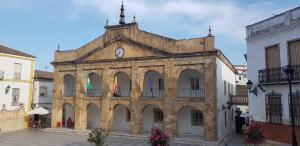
51 22 236 142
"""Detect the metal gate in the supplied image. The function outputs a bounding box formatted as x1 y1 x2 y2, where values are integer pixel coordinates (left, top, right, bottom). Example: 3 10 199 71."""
265 91 282 124
289 90 300 126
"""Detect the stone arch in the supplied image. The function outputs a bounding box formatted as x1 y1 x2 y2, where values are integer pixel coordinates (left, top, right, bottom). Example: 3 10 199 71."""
142 70 164 97
87 103 101 129
86 72 102 97
112 71 131 97
112 104 131 132
176 68 204 98
142 104 164 133
177 106 204 137
63 74 76 97
62 103 75 128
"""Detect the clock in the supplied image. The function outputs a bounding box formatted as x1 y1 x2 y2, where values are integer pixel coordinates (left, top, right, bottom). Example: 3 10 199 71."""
115 48 124 58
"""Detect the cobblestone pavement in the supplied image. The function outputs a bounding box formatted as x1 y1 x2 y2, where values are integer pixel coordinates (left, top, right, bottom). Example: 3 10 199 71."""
0 129 205 146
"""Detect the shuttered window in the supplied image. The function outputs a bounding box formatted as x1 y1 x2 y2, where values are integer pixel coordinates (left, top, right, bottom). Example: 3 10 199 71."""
265 45 280 69
288 40 300 65
14 63 22 80
12 88 20 106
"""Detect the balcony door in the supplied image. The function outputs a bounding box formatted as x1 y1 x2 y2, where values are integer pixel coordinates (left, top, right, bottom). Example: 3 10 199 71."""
265 45 280 69
288 40 300 65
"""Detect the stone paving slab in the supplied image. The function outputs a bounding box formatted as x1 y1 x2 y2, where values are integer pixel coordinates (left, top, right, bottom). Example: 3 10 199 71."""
0 129 205 146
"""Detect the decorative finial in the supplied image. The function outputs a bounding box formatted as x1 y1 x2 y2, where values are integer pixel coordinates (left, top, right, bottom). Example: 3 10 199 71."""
119 0 125 25
56 43 60 51
133 13 136 23
208 25 213 37
106 18 109 26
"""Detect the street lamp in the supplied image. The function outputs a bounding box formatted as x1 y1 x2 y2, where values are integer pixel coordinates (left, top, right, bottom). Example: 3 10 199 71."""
284 65 298 146
246 80 266 96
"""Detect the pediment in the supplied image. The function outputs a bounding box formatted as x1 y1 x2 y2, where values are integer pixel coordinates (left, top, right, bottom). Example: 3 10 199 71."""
77 36 172 63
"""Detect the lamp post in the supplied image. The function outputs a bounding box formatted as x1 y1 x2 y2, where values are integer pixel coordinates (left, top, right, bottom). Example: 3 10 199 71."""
284 65 298 146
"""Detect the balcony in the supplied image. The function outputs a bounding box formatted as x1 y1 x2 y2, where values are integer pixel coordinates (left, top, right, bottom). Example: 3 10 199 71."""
142 88 164 97
230 95 248 105
177 88 204 98
62 89 76 97
258 65 300 84
86 89 102 97
113 89 131 97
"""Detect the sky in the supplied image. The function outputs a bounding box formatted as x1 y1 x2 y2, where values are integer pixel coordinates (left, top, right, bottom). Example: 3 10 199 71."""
0 0 299 71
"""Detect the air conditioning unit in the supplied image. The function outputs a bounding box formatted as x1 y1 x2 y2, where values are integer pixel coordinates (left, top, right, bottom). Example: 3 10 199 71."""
0 70 4 80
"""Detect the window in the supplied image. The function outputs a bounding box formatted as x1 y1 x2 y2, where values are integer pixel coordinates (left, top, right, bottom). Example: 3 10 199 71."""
126 108 131 121
153 108 163 123
228 82 230 96
12 88 20 106
265 45 280 69
224 81 226 96
191 110 203 126
239 76 241 80
39 86 48 97
191 78 200 90
158 79 164 90
231 84 234 95
225 111 227 127
14 63 22 80
288 40 300 65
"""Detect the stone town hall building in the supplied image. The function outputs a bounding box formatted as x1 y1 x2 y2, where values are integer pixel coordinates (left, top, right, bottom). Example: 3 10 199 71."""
51 3 237 144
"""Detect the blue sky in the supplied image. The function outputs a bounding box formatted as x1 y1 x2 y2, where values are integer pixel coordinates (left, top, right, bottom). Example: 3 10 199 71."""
0 0 299 71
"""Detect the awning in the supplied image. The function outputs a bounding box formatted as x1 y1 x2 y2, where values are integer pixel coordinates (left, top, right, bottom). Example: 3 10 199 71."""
28 107 49 115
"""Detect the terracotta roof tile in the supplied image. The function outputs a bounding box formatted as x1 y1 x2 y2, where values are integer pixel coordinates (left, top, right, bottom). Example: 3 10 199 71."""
0 45 35 58
34 70 53 80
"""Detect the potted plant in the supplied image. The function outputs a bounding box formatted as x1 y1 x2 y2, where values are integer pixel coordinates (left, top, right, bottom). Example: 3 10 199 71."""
87 128 109 146
148 127 170 146
242 123 265 146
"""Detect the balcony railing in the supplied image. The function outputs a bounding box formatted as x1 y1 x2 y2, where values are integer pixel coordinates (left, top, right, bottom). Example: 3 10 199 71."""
230 95 248 105
63 89 76 97
113 89 131 97
177 88 204 98
258 65 300 83
86 89 102 97
142 88 164 97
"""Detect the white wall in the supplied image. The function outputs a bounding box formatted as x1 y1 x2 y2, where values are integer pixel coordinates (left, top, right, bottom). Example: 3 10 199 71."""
143 105 163 133
177 107 204 137
0 55 34 111
216 58 236 140
33 80 53 110
112 105 130 131
87 104 101 129
247 25 300 123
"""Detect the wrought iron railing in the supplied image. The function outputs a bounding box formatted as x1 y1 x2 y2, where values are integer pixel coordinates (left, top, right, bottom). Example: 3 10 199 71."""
289 90 300 127
63 89 76 97
177 88 204 98
113 89 131 97
230 95 248 105
142 88 164 97
265 91 282 124
258 65 300 83
86 89 102 97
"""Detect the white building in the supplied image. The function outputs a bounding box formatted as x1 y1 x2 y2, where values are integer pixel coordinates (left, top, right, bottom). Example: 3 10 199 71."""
32 70 53 110
0 45 35 112
234 65 247 85
247 6 300 131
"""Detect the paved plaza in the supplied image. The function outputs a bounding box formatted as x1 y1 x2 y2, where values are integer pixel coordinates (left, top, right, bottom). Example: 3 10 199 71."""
0 129 243 146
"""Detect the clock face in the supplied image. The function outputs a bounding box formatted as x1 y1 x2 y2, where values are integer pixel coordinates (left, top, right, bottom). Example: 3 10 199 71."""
115 48 124 58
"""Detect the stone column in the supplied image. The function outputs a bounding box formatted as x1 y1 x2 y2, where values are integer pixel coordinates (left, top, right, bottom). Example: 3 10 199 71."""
51 69 63 128
204 60 218 141
74 69 86 130
130 65 142 134
100 68 113 132
163 63 176 137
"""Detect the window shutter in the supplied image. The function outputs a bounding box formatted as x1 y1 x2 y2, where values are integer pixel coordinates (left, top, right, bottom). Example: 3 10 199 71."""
266 45 280 69
289 40 300 65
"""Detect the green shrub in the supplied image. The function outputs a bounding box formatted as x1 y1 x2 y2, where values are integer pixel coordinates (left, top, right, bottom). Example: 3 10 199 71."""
87 128 109 146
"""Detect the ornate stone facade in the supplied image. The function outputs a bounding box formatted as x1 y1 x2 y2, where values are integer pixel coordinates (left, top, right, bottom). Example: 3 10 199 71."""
51 22 236 142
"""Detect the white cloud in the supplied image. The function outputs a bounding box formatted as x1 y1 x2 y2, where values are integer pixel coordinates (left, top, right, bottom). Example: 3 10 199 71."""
70 0 289 42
